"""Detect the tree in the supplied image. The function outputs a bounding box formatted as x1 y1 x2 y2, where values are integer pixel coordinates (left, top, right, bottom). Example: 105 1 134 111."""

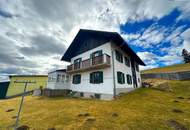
182 49 190 63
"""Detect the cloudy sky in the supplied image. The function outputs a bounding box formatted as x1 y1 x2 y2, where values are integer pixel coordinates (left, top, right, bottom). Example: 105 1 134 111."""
0 0 190 81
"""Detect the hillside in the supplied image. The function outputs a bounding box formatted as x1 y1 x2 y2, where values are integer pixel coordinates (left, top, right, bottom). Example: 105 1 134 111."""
0 80 190 130
142 63 190 74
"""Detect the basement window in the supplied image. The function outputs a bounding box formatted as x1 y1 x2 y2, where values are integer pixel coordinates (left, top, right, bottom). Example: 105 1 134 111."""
73 74 81 84
117 71 125 84
94 94 101 99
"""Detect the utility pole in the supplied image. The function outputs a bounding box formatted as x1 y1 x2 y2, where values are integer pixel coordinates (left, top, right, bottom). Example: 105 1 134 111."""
14 81 36 130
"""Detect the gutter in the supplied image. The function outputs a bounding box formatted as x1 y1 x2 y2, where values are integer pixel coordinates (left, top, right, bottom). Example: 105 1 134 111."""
111 50 116 99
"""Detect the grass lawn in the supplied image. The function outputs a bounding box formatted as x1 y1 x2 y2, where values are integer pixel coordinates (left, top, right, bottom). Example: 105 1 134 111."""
141 63 190 74
0 80 190 130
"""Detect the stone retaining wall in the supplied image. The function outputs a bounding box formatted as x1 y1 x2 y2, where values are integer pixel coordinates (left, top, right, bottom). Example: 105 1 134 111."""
141 71 190 80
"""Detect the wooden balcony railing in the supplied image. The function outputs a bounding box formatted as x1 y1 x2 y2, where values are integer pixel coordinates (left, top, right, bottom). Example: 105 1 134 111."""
67 54 111 73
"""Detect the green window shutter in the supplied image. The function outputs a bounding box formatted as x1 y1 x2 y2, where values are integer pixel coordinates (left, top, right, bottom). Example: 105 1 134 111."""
100 71 103 83
123 73 125 84
90 73 93 83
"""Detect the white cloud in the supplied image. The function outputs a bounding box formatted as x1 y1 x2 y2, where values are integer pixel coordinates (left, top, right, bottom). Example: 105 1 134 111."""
181 28 190 51
0 0 190 81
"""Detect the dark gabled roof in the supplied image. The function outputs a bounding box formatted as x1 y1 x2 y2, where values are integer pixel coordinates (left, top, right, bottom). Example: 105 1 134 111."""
61 29 146 66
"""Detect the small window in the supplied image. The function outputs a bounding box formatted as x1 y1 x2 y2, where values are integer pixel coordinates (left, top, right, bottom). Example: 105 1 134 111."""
80 92 84 97
90 71 103 84
117 71 125 84
94 94 101 99
136 64 139 72
125 57 130 67
57 74 61 82
73 74 81 84
115 50 123 63
138 78 140 83
48 77 51 82
126 74 132 85
62 75 65 82
66 75 69 82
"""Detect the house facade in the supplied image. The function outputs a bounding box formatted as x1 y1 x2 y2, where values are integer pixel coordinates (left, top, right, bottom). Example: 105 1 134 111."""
59 29 145 100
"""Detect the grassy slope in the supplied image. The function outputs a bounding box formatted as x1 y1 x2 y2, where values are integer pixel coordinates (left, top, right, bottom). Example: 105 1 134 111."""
0 80 190 130
142 63 190 74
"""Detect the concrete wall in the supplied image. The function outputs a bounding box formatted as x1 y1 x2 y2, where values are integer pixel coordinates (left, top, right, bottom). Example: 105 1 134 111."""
141 71 190 80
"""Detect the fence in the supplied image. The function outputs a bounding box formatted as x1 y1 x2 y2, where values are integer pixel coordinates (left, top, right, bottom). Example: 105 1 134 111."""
141 71 190 80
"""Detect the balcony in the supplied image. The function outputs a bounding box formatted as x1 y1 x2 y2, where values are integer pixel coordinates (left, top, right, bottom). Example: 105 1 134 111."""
67 54 111 73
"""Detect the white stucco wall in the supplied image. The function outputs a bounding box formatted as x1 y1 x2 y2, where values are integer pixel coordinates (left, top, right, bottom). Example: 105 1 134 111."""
111 43 134 89
70 42 114 95
47 71 70 90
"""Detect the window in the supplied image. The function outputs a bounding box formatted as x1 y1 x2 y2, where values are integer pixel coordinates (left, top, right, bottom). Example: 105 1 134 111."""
115 50 123 63
94 94 101 99
80 92 84 97
90 71 103 84
117 71 125 84
91 50 103 65
72 74 81 84
57 74 61 82
61 75 65 82
66 75 69 82
126 74 132 85
91 50 102 58
125 57 130 67
138 78 140 83
135 64 139 72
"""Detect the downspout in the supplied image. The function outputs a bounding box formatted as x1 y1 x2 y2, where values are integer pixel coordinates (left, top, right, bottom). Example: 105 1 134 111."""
111 50 116 99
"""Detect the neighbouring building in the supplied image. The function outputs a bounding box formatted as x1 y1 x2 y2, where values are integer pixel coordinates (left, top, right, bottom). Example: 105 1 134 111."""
48 29 145 100
7 75 48 97
0 82 10 99
47 69 70 90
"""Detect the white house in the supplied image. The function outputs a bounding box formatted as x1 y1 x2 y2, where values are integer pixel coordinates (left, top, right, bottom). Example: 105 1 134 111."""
47 69 70 90
59 29 145 100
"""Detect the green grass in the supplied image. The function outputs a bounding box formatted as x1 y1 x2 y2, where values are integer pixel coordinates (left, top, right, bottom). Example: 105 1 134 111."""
0 80 190 130
142 63 190 74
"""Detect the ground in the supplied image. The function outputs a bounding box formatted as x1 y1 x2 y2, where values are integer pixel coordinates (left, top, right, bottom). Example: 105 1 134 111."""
142 63 190 74
0 79 190 130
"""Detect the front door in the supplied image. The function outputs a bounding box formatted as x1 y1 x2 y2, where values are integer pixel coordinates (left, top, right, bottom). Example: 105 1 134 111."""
131 60 137 88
